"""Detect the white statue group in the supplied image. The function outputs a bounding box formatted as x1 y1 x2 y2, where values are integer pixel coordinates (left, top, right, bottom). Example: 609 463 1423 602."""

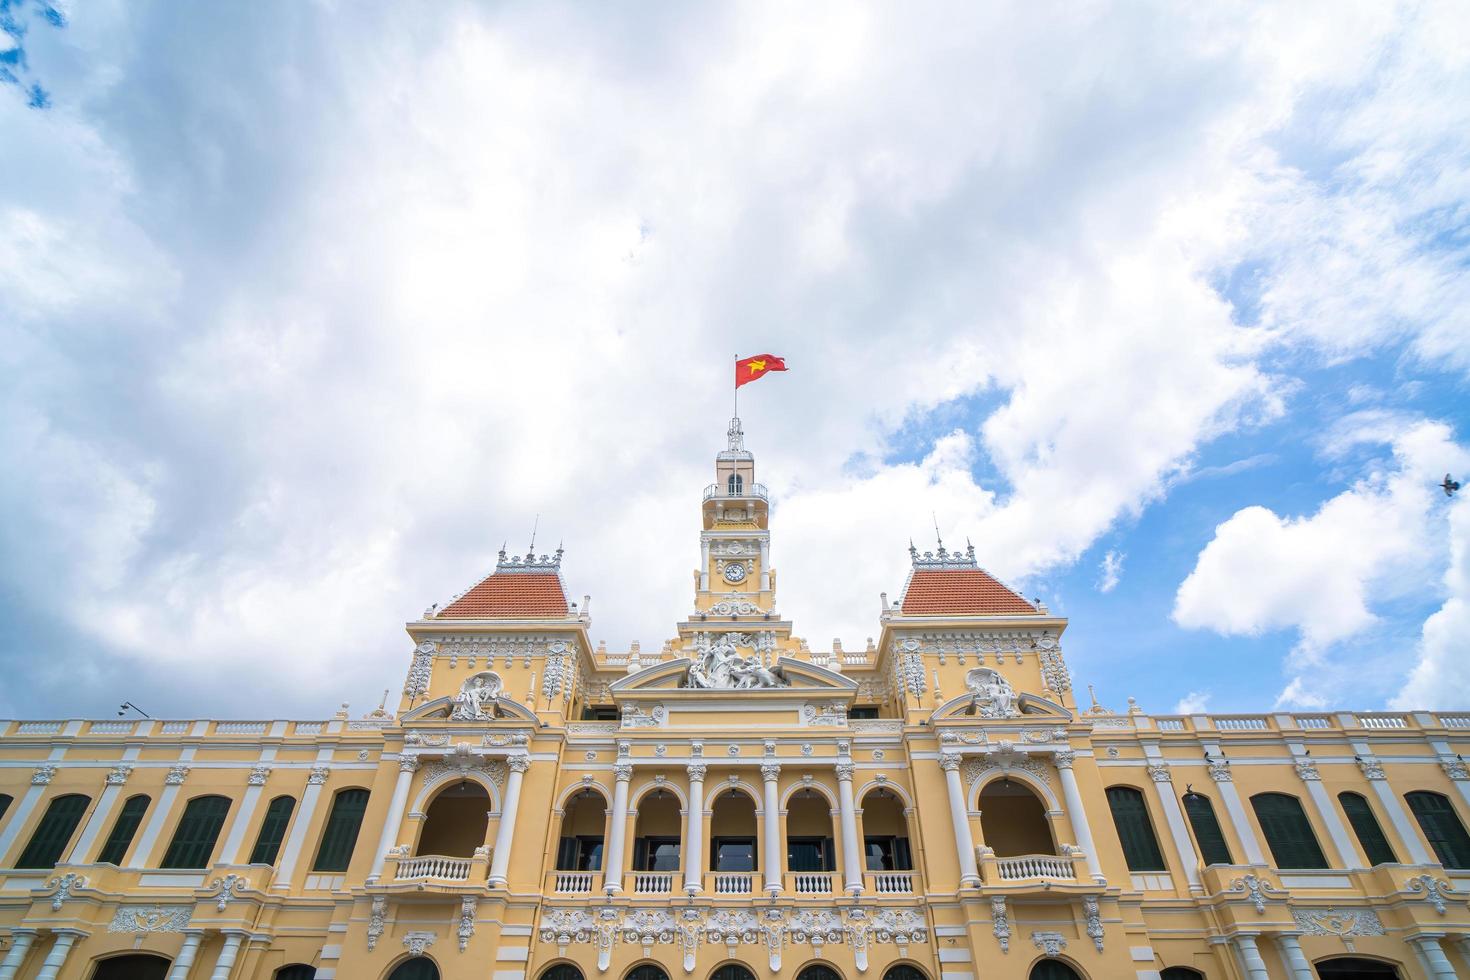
450 672 503 720
967 667 1019 719
688 634 784 689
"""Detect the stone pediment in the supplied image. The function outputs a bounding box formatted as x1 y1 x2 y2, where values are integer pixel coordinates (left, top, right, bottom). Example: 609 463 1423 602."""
929 690 1072 722
610 657 857 695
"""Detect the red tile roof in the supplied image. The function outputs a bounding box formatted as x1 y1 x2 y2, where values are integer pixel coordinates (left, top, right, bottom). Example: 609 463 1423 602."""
438 571 569 619
900 568 1038 616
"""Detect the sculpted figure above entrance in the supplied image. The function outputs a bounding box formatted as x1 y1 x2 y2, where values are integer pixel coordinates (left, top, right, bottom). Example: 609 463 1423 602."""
688 633 786 690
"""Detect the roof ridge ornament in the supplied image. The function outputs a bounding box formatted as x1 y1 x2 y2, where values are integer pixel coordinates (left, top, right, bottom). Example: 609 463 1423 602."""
495 545 564 574
727 416 745 452
909 540 979 570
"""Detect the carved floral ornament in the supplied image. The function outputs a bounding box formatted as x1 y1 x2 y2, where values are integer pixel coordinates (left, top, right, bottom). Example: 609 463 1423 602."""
108 904 192 934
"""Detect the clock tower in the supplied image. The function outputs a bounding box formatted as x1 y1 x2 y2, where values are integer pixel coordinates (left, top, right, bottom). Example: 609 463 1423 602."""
695 417 775 614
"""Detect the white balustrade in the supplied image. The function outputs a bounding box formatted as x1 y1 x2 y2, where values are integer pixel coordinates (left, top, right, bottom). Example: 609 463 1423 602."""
1294 716 1332 728
1356 714 1408 729
1439 714 1470 729
993 854 1077 882
555 872 594 893
16 721 62 734
1214 717 1269 730
868 871 914 894
711 872 753 894
216 721 269 734
632 872 674 894
790 872 835 894
395 855 471 882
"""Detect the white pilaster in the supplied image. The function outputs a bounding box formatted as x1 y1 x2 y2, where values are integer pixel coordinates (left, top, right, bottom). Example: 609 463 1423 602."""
1355 752 1434 865
0 770 55 865
1054 751 1105 883
699 539 710 591
71 768 132 863
489 755 531 887
685 764 706 894
210 931 246 980
274 766 329 889
759 538 771 593
940 753 980 887
166 931 205 980
132 765 192 868
604 762 633 894
762 763 782 895
34 931 84 980
1232 934 1270 980
220 768 271 865
1207 757 1268 866
367 758 419 882
0 929 37 980
1274 934 1314 980
1143 760 1202 892
836 762 863 894
1292 753 1364 869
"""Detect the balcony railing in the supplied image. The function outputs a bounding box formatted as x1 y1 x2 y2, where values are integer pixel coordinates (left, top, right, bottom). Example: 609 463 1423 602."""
395 855 472 882
786 871 836 894
866 870 915 894
632 872 675 894
710 872 754 894
551 871 600 894
984 852 1078 883
703 482 769 502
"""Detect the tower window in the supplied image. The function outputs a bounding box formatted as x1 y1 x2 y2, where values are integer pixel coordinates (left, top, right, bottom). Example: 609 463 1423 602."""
728 474 743 495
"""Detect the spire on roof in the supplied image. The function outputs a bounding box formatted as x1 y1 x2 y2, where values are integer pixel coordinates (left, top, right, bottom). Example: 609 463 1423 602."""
727 416 745 452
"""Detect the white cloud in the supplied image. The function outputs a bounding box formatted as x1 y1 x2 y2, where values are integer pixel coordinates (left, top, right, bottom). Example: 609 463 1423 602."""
1173 418 1469 706
1394 493 1470 709
1174 691 1211 715
1097 551 1124 593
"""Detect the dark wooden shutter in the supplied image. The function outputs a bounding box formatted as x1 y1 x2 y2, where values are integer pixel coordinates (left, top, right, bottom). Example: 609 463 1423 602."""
712 967 755 980
97 794 151 864
160 795 231 869
1407 791 1470 869
1339 792 1396 866
0 793 12 824
1029 962 1084 980
894 836 913 871
824 836 836 871
250 796 296 865
274 968 318 980
540 967 587 980
15 794 90 869
1250 793 1328 869
312 789 369 872
1106 786 1167 872
386 959 440 980
1182 792 1233 866
556 836 579 871
882 967 926 980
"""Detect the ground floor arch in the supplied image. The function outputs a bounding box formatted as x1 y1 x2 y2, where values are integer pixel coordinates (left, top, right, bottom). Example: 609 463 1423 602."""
386 956 440 980
1315 957 1402 979
90 954 171 980
1029 959 1085 980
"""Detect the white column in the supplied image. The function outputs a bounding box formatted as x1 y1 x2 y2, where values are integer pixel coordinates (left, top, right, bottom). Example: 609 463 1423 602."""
0 929 37 980
166 931 205 980
71 768 132 863
0 768 56 864
1145 763 1202 891
34 931 83 980
1274 934 1314 980
940 753 980 887
367 758 419 882
131 767 190 868
210 931 246 980
604 762 633 894
1413 937 1460 980
1209 762 1269 865
1054 751 1104 883
1232 934 1270 980
1295 759 1364 869
220 767 271 865
489 755 531 887
274 767 328 889
762 762 783 895
835 763 863 894
759 538 771 592
684 764 706 894
699 539 710 591
1359 758 1434 865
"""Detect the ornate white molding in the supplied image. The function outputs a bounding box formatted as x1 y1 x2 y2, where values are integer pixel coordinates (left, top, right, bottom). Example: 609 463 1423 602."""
32 764 57 785
991 896 1009 952
1228 873 1285 914
1407 874 1454 915
458 896 477 952
165 766 190 786
1031 931 1067 957
1294 760 1321 781
106 765 134 785
403 931 437 957
247 765 271 786
108 904 191 934
1291 907 1385 944
1083 896 1103 952
46 872 85 911
307 766 330 785
367 896 387 951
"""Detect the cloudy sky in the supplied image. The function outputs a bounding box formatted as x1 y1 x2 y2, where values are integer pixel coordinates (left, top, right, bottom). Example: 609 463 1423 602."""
2 1 1469 722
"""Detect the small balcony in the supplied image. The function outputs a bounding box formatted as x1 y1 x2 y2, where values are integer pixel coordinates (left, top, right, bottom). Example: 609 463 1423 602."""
386 850 489 889
631 871 676 894
785 871 838 895
709 871 756 895
703 482 768 502
977 848 1085 891
865 870 916 894
547 870 603 895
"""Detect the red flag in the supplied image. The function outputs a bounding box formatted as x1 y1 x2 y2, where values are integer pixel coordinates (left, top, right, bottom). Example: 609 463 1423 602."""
735 354 788 389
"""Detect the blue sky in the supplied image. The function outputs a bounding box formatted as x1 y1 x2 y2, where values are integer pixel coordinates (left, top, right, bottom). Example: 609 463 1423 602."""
1 1 1468 721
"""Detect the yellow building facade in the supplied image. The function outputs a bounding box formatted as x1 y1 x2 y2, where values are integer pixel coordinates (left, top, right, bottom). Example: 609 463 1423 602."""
4 419 1470 980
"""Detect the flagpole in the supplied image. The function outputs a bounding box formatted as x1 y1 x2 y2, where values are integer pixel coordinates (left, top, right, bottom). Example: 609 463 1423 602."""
733 353 738 419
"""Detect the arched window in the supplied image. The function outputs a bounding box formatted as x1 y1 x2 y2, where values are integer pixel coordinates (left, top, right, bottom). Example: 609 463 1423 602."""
97 794 151 864
795 967 842 980
91 953 172 979
250 795 296 865
1406 791 1470 869
539 967 585 980
274 967 317 980
980 778 1055 856
557 789 607 872
864 788 913 871
312 788 370 872
1105 786 1166 872
712 967 756 980
882 967 927 980
633 788 682 872
710 790 756 872
1315 958 1401 978
628 967 671 980
15 793 90 869
786 788 835 872
419 782 491 857
1250 793 1328 870
387 958 440 980
160 795 231 869
0 792 12 824
1028 962 1083 980
727 474 744 495
1181 790 1232 866
1160 970 1205 980
1339 792 1396 866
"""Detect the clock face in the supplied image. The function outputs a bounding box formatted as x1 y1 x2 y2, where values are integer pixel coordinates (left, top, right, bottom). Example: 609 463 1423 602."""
722 563 747 584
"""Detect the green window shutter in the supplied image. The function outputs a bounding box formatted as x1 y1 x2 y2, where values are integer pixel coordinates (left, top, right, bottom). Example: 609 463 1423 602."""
160 795 232 869
97 795 151 865
1250 793 1329 869
1407 791 1470 869
387 957 441 980
312 789 369 873
1339 792 1396 866
274 967 318 980
1182 792 1233 866
1106 786 1167 872
249 796 296 865
15 794 90 869
0 793 13 824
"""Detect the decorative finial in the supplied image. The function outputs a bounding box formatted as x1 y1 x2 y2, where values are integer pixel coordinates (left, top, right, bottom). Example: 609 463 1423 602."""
727 416 745 452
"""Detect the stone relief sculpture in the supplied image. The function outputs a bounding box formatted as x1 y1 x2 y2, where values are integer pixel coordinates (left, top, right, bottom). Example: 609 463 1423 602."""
687 633 785 689
450 671 503 720
966 667 1019 719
